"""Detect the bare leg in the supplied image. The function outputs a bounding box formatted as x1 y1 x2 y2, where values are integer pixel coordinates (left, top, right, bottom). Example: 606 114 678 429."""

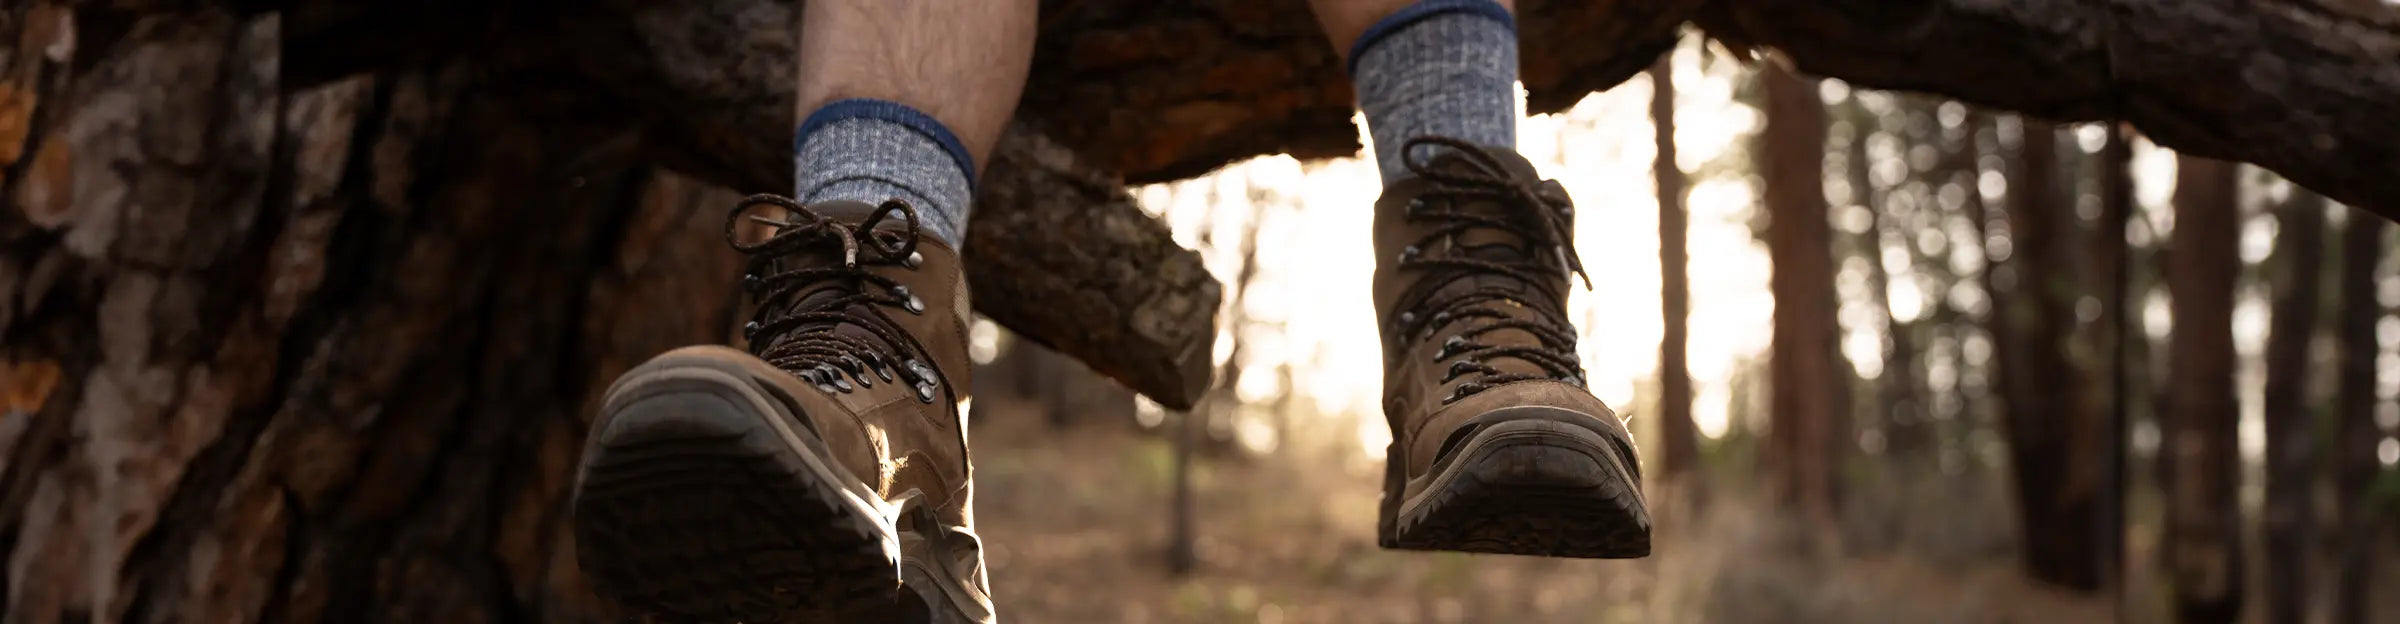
798 0 1037 178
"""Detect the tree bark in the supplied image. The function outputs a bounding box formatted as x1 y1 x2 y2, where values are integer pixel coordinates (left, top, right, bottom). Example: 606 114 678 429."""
306 0 2400 212
13 0 2400 622
1759 63 1841 521
972 128 1222 409
2260 190 2328 624
2332 207 2386 624
1 8 713 619
1699 0 2400 214
1650 58 1701 482
2162 154 2245 624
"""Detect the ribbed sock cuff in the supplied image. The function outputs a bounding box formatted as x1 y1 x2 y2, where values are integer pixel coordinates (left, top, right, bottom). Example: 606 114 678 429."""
797 98 977 187
1350 0 1521 183
793 99 976 246
1346 0 1516 77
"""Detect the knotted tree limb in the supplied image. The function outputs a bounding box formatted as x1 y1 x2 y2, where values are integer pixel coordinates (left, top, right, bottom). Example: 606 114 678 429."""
1698 0 2400 212
973 128 1222 409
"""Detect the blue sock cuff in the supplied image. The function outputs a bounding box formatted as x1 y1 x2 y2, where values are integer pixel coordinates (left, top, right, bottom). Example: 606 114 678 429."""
1345 0 1517 77
797 98 978 187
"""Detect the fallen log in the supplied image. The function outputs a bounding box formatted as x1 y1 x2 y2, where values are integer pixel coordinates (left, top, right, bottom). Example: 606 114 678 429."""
1699 0 2400 212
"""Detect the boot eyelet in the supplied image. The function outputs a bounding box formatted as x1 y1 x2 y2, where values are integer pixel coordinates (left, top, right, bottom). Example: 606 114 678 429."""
915 381 938 403
1406 198 1427 216
1444 359 1480 382
1396 311 1417 327
742 273 762 290
1398 245 1420 263
904 250 924 268
743 321 761 339
866 355 895 381
1447 382 1485 403
1431 312 1451 327
904 295 926 315
837 356 872 387
832 377 855 392
1434 335 1470 360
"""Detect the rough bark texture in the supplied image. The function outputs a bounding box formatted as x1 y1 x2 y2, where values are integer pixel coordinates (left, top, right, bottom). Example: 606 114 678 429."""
1992 122 2107 591
971 128 1221 408
1700 0 2400 214
1649 59 1700 482
2260 190 2327 624
10 0 2400 622
1759 64 1841 521
2332 209 2386 624
1 7 693 620
2162 155 2245 624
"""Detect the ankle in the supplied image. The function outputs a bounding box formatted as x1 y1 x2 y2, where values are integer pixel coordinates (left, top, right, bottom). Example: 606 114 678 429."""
795 99 977 247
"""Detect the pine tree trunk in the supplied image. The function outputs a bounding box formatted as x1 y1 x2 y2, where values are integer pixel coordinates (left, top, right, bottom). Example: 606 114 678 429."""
1759 64 1841 521
1994 120 2107 591
1649 58 1701 482
2332 208 2386 624
2092 122 2134 593
2261 191 2328 624
1850 98 1929 459
2162 154 2245 624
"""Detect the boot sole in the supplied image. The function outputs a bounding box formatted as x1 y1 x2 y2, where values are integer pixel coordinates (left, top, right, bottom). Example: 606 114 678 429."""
1391 409 1652 558
573 365 898 622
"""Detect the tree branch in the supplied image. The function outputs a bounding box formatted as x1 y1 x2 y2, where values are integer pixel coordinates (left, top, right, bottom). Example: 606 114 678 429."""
1699 0 2400 213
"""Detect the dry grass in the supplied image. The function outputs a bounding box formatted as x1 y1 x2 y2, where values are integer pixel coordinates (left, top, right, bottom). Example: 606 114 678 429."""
966 407 2113 623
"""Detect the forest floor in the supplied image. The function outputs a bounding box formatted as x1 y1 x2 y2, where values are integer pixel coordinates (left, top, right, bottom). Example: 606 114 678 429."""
965 403 2115 624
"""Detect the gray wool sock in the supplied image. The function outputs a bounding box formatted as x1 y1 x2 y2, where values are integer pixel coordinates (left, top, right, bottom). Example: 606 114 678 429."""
1350 0 1520 183
795 99 974 247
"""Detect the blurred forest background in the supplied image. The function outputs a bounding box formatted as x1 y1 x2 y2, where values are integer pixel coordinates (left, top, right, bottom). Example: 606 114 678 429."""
961 40 2400 624
3 1 2398 623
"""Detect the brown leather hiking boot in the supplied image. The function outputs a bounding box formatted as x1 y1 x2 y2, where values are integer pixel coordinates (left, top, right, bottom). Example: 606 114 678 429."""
1371 137 1651 559
572 195 993 622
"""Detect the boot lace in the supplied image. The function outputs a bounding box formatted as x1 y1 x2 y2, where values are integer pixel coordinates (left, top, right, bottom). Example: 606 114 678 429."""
725 194 951 403
1389 137 1593 404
